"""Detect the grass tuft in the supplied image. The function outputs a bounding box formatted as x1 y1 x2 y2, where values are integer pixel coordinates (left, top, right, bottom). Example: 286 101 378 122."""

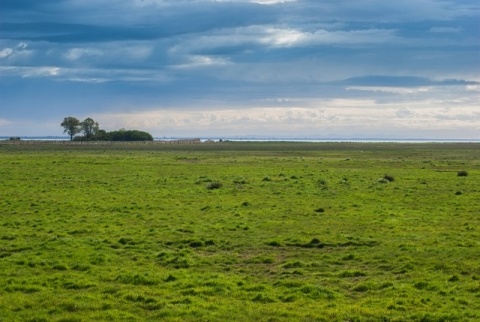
206 181 223 190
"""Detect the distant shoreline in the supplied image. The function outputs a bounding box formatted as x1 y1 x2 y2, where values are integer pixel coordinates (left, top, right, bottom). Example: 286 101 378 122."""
1 136 480 143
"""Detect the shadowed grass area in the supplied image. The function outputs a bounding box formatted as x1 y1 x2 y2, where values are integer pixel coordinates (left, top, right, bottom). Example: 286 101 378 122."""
0 142 479 321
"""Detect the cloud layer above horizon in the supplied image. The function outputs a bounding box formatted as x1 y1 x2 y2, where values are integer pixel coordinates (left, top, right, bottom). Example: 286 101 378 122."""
1 0 479 138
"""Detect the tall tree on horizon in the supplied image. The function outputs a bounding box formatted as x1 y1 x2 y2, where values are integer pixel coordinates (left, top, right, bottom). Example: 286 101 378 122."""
60 117 81 141
81 118 99 139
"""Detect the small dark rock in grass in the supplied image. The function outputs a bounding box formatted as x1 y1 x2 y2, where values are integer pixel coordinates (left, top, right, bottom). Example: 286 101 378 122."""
457 170 468 177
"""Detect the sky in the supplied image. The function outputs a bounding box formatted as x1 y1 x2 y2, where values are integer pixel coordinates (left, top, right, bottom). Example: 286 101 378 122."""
1 0 479 139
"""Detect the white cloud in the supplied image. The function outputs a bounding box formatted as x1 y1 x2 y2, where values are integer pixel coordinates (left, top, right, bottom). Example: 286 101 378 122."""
466 85 480 91
0 42 33 62
0 48 14 59
64 44 152 63
64 48 104 61
0 66 61 78
396 108 415 118
260 28 398 47
16 43 28 50
173 55 230 69
22 67 61 77
0 118 12 126
182 26 399 51
252 0 296 5
347 86 432 94
90 95 480 139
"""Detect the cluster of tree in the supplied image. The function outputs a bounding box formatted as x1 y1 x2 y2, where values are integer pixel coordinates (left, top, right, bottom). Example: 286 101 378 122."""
60 117 153 141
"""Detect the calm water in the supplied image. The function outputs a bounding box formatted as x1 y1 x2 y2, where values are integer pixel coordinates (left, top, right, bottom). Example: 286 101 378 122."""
2 136 479 143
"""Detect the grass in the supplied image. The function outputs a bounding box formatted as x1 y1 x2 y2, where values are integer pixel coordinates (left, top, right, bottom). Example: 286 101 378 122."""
0 141 479 321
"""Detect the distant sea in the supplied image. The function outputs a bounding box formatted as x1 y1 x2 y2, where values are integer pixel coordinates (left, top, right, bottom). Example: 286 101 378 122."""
1 136 479 143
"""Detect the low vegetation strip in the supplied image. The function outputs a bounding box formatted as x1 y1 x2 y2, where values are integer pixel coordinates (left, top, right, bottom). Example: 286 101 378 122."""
0 143 479 321
0 138 202 145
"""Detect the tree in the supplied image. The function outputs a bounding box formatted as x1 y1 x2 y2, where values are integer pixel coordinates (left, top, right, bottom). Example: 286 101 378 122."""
106 129 153 141
61 117 81 141
81 118 99 139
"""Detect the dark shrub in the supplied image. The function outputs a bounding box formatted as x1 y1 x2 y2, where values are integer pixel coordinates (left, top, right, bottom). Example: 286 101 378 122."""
266 241 282 247
165 274 177 282
448 275 459 282
206 182 222 190
383 174 395 182
189 241 203 248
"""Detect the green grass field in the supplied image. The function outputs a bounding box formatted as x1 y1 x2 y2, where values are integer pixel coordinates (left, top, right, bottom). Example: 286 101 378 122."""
1 142 479 321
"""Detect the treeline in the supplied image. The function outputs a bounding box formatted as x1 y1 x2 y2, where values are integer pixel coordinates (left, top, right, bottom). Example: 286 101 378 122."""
75 129 153 142
61 117 153 141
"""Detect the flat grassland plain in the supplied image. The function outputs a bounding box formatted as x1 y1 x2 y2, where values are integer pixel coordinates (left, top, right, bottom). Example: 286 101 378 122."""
0 142 479 321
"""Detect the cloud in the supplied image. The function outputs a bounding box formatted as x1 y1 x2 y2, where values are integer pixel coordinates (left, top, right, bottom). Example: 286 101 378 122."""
0 118 12 126
347 87 431 94
0 0 479 139
174 55 231 69
429 27 462 33
0 48 14 58
0 42 33 62
251 0 297 5
64 48 104 61
87 99 480 139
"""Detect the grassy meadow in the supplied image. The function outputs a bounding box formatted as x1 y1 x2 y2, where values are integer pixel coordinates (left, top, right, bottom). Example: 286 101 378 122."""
0 142 479 321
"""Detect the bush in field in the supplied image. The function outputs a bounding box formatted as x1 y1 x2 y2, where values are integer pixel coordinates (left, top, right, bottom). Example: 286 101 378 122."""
105 129 153 141
206 182 223 190
457 170 468 177
378 178 389 184
233 176 248 184
383 174 395 182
